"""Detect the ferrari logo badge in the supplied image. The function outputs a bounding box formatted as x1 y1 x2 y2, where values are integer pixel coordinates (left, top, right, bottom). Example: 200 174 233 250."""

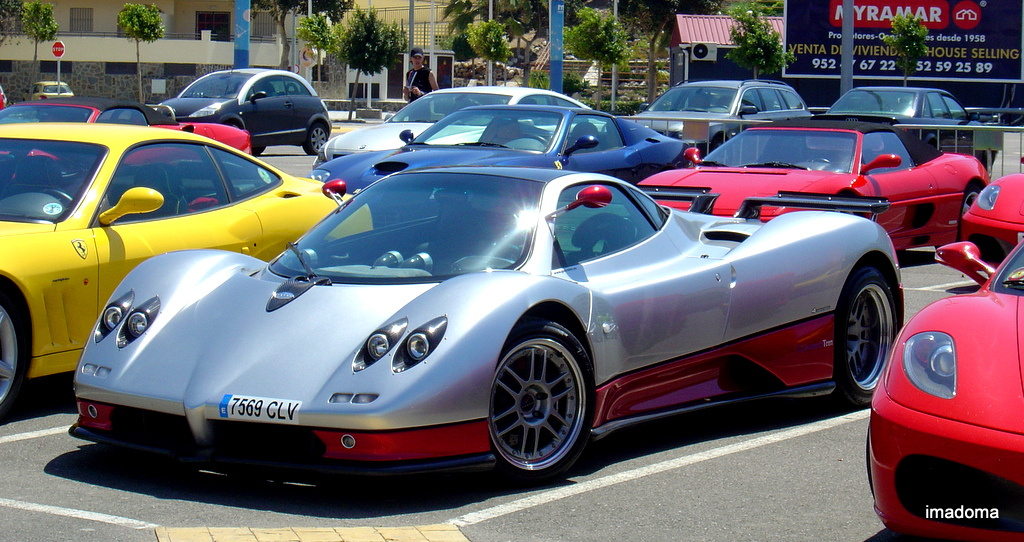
71 239 88 259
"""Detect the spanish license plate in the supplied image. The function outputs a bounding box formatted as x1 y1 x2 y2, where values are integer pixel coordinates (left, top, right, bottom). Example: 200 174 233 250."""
219 394 301 424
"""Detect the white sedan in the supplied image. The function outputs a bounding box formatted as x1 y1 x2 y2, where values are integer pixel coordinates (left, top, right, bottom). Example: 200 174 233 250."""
313 86 586 167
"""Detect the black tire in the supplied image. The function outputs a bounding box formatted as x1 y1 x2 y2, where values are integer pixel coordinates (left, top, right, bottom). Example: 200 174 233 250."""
251 146 266 157
0 290 28 421
489 318 593 483
957 183 983 241
833 267 896 407
302 122 330 155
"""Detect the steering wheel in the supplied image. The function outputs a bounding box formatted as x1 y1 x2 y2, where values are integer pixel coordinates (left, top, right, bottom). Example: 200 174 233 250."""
451 255 515 273
43 189 72 206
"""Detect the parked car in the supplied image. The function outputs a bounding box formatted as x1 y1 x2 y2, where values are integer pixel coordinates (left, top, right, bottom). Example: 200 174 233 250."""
314 86 587 167
29 81 73 100
960 157 1024 262
0 97 251 153
869 240 1024 541
311 105 687 191
630 79 813 151
822 86 994 166
639 118 990 251
0 123 338 420
160 69 331 156
71 166 901 482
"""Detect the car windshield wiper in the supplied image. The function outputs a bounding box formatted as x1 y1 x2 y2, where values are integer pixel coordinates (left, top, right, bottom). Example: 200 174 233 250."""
455 142 510 148
697 160 725 166
740 161 808 170
287 242 331 285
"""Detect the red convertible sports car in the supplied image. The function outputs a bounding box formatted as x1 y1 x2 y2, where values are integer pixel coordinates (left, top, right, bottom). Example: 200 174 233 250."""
869 240 1024 541
0 97 251 154
961 157 1024 263
640 119 989 250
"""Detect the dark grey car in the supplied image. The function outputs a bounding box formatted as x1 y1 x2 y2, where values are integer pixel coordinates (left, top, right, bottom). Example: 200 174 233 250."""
161 68 332 156
631 79 812 151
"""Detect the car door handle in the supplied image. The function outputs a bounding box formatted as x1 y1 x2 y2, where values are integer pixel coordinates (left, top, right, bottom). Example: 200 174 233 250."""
284 100 294 108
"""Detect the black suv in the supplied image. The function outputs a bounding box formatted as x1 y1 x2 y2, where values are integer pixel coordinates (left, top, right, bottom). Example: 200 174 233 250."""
161 69 332 156
632 79 812 150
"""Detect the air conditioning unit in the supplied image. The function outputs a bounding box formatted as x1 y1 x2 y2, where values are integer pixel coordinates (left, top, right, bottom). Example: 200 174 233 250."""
691 42 718 62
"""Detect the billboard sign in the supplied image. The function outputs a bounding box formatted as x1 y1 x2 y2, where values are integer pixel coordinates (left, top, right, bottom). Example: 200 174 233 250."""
785 0 1023 82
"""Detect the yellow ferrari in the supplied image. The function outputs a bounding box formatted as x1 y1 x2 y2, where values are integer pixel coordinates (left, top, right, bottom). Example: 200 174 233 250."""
0 123 337 419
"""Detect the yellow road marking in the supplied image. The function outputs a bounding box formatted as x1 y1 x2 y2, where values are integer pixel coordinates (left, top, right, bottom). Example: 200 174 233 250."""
155 524 469 542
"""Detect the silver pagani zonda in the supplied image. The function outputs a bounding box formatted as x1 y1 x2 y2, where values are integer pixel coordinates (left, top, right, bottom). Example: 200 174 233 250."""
71 167 902 482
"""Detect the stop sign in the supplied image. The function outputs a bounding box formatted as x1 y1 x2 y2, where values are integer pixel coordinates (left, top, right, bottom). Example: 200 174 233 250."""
52 41 65 58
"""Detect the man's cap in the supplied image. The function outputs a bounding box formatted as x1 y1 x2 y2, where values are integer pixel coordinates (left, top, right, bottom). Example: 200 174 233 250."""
410 47 424 57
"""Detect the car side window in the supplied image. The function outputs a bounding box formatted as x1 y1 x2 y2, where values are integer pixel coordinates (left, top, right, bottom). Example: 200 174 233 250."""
106 143 231 222
564 115 623 154
926 92 951 119
210 147 282 200
941 95 968 121
756 88 784 111
553 183 657 267
517 95 544 105
740 89 762 112
96 108 149 126
780 90 805 110
861 132 913 172
284 77 311 96
552 97 580 108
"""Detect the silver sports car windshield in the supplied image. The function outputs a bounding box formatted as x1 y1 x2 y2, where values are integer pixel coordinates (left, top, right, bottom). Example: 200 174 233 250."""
0 139 105 223
704 129 858 173
270 172 544 283
412 109 564 152
390 92 513 123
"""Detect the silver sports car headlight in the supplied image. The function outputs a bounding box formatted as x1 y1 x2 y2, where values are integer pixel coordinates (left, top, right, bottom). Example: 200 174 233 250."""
355 318 408 371
902 332 956 399
96 290 135 341
309 169 331 183
119 296 161 346
976 184 1000 211
394 316 448 373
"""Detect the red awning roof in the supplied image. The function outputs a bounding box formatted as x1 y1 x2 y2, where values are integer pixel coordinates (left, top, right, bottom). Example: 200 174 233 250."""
672 14 784 48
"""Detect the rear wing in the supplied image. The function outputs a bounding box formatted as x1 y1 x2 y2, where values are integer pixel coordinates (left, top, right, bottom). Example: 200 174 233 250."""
733 191 890 220
640 186 719 215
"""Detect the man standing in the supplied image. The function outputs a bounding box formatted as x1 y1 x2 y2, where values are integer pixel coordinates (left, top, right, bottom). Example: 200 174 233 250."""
404 47 439 102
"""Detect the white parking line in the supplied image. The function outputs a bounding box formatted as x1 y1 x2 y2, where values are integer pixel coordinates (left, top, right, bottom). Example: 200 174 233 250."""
904 279 978 292
0 497 159 529
448 409 870 527
0 426 68 445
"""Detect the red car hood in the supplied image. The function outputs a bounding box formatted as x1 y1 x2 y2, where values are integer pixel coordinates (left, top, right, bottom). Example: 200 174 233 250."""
642 167 845 214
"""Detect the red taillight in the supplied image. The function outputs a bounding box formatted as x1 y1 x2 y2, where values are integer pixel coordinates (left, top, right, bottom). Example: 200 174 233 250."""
77 400 115 431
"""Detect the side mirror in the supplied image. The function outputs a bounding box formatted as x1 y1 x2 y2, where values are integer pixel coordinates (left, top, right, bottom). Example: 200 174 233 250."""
739 104 757 116
638 102 649 112
399 129 416 144
684 147 702 166
321 178 348 205
563 135 599 158
935 241 996 286
860 153 902 175
548 185 612 221
98 187 164 225
249 91 267 103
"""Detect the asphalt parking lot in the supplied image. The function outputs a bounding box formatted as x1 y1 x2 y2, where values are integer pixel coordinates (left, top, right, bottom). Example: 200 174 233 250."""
0 145 973 542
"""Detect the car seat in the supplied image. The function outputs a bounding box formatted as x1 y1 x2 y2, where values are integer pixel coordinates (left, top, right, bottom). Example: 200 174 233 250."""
569 212 638 264
3 155 62 199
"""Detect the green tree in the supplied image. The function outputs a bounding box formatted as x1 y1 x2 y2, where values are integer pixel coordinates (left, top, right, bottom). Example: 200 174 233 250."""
254 0 353 70
725 3 794 78
467 20 512 81
21 0 57 78
118 4 165 103
881 14 928 86
621 0 722 102
0 0 23 48
564 7 629 109
297 13 336 89
335 7 405 120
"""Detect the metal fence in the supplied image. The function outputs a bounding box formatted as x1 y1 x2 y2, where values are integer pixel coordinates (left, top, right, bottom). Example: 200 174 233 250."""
623 115 1024 179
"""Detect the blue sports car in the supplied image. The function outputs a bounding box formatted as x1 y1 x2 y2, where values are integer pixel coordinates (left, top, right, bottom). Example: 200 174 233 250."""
309 105 688 190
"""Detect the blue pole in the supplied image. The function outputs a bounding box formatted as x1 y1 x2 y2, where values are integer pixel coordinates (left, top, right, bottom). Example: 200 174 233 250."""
550 0 564 93
234 0 251 69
